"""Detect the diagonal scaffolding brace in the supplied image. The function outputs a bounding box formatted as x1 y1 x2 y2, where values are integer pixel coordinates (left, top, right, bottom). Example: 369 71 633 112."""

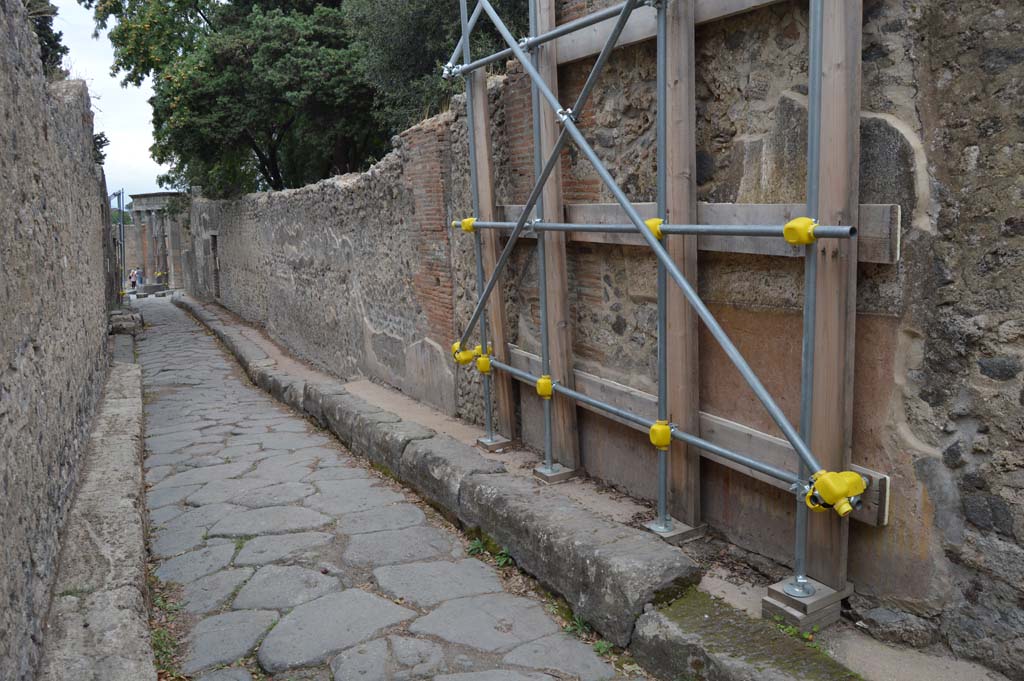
462 0 827 474
456 0 641 353
446 0 869 591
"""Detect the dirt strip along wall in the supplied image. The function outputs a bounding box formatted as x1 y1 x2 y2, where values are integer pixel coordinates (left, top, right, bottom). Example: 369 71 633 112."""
0 1 115 679
184 0 1024 675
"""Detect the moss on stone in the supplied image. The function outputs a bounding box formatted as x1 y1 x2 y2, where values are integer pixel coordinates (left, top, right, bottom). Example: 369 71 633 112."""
657 588 860 681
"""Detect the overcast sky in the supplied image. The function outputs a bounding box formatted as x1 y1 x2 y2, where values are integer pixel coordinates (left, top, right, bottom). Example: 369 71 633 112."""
53 0 167 198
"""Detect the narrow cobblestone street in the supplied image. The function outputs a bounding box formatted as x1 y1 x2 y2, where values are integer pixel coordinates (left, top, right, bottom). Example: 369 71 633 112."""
138 299 622 680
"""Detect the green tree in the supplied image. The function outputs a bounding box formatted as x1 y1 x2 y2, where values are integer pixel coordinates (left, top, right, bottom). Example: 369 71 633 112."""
93 131 110 164
80 1 386 197
343 0 529 134
24 0 69 78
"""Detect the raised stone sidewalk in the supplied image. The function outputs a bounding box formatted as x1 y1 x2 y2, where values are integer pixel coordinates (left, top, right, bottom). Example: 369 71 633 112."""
38 335 156 681
162 294 859 680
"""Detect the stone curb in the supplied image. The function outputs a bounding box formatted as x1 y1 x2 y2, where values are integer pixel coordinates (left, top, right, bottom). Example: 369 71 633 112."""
37 343 157 680
630 589 860 681
171 296 702 651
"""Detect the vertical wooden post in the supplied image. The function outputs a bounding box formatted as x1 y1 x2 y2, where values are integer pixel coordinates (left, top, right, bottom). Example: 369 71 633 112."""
665 0 701 526
469 69 517 438
536 0 580 469
806 0 862 591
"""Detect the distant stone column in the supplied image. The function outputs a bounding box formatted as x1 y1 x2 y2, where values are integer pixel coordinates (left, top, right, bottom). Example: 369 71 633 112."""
136 210 150 284
167 213 184 289
125 210 145 284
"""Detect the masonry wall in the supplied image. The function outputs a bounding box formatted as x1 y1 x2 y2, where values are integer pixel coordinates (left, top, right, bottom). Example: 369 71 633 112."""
188 123 460 415
183 0 1024 676
0 1 113 679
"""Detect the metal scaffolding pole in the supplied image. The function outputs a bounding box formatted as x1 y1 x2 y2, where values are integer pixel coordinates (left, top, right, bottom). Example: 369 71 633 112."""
786 0 826 600
447 1 483 68
490 357 801 486
452 2 630 77
470 220 855 239
647 0 672 535
459 0 497 444
119 190 126 294
456 0 640 350
529 0 559 480
476 0 824 475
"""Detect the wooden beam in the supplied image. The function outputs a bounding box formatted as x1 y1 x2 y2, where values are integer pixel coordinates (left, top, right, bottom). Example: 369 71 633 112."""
507 344 888 526
664 0 701 527
806 0 863 592
498 202 901 264
555 1 787 65
469 69 516 438
537 0 580 469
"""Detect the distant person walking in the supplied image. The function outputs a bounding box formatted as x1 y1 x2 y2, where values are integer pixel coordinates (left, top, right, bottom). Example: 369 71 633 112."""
129 268 138 289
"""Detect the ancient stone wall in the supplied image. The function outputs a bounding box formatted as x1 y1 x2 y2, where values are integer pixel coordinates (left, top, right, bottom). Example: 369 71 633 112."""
188 121 460 415
182 0 1024 675
0 1 113 678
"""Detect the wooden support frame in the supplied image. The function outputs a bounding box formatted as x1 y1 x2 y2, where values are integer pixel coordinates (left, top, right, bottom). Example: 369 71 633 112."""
536 0 581 469
665 0 701 528
456 0 879 601
555 0 787 65
498 202 900 264
805 0 863 592
468 69 517 439
507 344 889 527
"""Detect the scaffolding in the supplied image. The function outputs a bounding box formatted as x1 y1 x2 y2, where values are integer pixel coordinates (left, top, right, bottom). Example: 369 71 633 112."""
109 189 127 296
445 0 885 624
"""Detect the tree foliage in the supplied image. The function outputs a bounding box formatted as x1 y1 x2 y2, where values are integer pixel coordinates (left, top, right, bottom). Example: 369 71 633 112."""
343 0 529 134
80 0 386 196
79 0 529 197
93 131 110 164
24 0 69 78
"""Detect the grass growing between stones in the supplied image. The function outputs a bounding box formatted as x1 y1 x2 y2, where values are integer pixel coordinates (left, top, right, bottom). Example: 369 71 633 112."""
462 526 651 676
148 571 190 680
233 534 255 552
772 615 822 649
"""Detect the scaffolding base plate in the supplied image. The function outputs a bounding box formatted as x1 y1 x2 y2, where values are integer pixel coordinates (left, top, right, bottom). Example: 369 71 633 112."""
766 577 853 615
533 463 576 484
476 434 512 452
761 595 841 632
643 518 706 546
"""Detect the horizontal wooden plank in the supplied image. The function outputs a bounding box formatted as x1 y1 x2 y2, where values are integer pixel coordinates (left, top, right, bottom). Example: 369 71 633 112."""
499 203 901 264
555 1 787 65
507 344 889 526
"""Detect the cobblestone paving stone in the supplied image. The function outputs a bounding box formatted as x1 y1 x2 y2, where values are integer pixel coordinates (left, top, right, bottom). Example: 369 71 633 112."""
138 300 624 681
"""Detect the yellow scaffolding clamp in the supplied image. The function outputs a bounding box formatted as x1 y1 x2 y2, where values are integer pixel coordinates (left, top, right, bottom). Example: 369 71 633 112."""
644 217 665 240
476 354 492 374
451 341 476 365
806 470 869 517
451 217 477 233
783 217 817 245
536 375 553 400
649 420 672 451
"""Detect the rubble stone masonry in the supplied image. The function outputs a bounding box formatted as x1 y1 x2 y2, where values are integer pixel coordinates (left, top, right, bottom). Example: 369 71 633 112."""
0 0 112 678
